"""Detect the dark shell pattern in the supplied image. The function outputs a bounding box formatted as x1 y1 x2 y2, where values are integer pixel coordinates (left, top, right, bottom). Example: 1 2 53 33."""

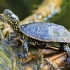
20 22 70 43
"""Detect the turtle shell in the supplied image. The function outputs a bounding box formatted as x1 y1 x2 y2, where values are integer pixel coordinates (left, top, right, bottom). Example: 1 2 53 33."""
20 22 70 43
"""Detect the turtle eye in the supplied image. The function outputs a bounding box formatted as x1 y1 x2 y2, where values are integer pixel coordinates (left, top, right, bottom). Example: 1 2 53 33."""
9 13 19 23
7 12 11 17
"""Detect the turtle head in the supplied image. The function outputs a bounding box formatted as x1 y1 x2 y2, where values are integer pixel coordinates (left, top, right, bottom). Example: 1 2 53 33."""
3 9 19 31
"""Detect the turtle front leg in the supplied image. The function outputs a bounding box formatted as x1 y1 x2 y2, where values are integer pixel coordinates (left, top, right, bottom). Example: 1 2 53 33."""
18 41 28 59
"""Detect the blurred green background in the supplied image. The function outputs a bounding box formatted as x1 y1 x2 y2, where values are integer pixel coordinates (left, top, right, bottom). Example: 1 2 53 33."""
0 0 70 28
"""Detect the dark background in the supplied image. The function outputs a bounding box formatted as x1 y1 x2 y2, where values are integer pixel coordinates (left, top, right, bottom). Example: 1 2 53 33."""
0 0 70 29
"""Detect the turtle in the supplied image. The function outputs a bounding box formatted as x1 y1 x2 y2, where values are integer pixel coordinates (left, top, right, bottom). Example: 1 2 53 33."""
3 9 70 64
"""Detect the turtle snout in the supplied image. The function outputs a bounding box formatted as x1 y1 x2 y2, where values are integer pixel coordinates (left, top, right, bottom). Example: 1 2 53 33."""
3 9 19 23
3 9 12 17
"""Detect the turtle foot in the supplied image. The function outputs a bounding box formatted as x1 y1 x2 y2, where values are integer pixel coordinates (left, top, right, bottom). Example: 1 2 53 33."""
18 52 27 59
66 58 70 65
